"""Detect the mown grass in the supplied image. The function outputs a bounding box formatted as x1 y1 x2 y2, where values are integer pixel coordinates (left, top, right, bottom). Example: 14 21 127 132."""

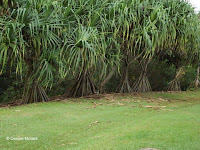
0 91 200 150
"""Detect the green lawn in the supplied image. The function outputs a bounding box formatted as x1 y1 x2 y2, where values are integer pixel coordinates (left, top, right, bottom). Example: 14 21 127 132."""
0 91 200 150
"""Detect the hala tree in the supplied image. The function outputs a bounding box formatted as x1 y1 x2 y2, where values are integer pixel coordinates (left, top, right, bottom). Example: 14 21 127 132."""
192 62 200 89
63 0 119 97
0 0 67 103
191 12 200 89
65 25 105 97
131 0 169 92
106 0 168 93
159 0 200 91
105 0 146 93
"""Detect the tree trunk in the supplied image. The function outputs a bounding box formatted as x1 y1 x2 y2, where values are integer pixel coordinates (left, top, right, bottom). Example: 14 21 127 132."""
195 65 200 88
167 66 183 91
189 63 200 89
99 66 116 93
22 81 49 104
21 59 49 104
132 59 152 92
117 62 132 93
67 68 96 97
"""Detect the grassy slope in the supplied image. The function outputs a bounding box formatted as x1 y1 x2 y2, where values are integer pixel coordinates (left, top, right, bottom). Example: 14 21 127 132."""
0 91 200 150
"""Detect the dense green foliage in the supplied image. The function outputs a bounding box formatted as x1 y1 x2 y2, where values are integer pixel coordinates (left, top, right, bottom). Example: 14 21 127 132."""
0 0 200 103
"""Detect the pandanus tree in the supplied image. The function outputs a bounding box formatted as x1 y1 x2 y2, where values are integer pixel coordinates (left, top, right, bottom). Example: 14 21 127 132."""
0 0 67 103
64 0 114 97
191 13 200 89
131 0 168 92
159 0 200 91
194 63 200 88
107 0 168 93
106 0 146 93
193 49 200 89
65 25 106 97
189 53 200 89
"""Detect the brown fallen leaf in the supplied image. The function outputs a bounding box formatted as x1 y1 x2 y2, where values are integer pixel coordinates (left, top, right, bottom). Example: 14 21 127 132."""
85 102 97 109
117 102 125 106
142 106 166 108
158 98 165 101
85 107 92 109
88 121 99 129
93 102 97 108
15 110 22 112
121 99 130 102
105 96 114 100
